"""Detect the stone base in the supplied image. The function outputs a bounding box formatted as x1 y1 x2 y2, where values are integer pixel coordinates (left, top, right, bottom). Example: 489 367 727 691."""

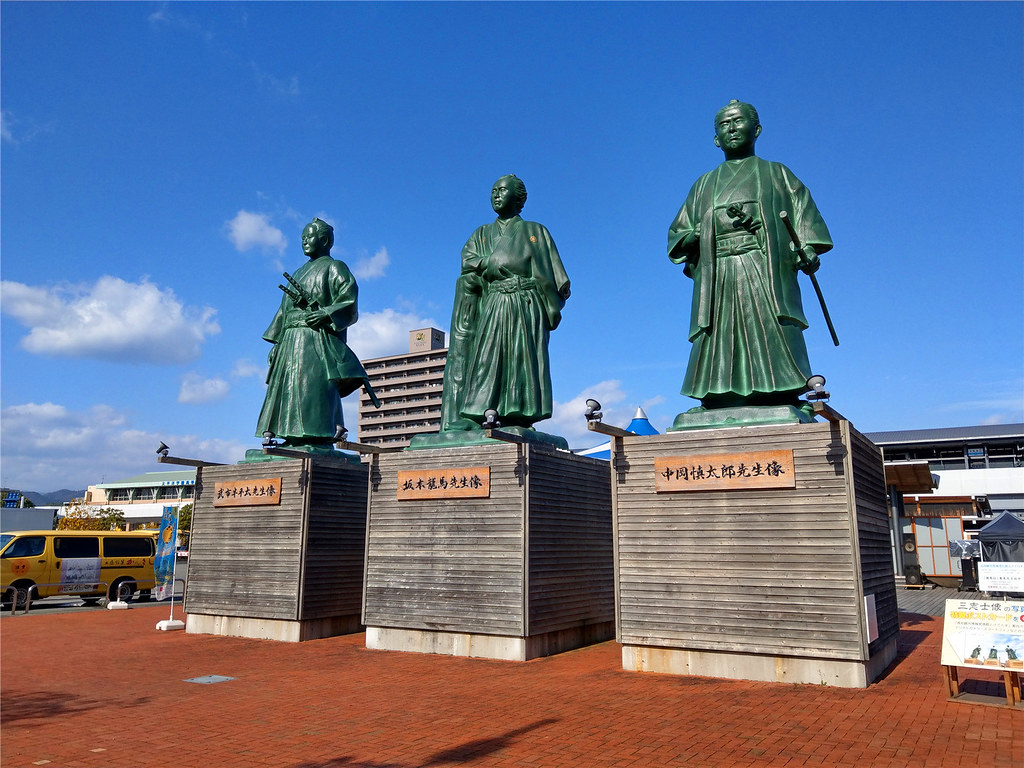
623 636 899 689
366 622 615 661
187 612 362 643
406 427 568 451
669 403 815 431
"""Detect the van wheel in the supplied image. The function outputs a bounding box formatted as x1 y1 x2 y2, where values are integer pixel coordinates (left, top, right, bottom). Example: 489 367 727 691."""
111 578 136 603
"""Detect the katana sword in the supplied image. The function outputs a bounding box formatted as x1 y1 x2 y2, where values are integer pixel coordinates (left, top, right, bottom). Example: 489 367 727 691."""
779 210 840 347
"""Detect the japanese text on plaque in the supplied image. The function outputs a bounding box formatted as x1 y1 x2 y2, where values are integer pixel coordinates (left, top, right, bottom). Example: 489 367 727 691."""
654 450 795 492
397 467 491 500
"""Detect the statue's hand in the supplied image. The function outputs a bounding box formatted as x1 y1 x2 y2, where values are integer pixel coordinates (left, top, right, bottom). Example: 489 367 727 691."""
305 309 330 328
798 246 820 274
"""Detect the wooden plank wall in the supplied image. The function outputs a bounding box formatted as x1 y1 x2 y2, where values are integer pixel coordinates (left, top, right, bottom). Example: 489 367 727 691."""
301 459 369 620
186 460 307 620
615 422 867 660
526 448 614 636
849 426 900 653
363 443 526 635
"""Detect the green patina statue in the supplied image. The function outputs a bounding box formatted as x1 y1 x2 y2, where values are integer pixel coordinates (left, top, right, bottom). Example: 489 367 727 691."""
409 175 570 449
667 100 833 430
253 217 371 454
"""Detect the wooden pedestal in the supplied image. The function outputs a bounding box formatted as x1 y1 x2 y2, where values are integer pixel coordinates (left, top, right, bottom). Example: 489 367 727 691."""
362 442 614 660
611 419 900 688
185 456 368 642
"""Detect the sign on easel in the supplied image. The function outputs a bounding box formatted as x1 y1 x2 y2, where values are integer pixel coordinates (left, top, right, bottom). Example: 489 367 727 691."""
941 598 1024 708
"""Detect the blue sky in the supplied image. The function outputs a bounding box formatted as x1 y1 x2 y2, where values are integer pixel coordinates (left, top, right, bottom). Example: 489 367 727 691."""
2 2 1021 492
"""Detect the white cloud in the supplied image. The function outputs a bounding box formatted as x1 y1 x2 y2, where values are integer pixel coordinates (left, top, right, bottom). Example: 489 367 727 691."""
0 277 220 364
1 111 13 144
147 6 214 42
0 401 248 492
249 62 300 96
346 308 441 360
231 359 263 379
0 110 54 145
178 372 230 404
351 247 391 280
225 210 287 255
536 380 638 450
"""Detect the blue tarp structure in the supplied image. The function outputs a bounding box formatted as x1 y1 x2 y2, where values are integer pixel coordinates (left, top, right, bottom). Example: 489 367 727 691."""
977 511 1024 563
577 407 659 461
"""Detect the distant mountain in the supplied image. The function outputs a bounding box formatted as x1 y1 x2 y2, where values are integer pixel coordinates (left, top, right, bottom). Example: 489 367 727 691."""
23 489 85 506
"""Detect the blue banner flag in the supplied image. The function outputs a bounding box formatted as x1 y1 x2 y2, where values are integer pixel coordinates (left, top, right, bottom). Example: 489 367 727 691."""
154 506 179 601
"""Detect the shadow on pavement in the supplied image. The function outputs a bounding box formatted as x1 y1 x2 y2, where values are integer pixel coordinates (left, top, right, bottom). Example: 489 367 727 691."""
1 690 150 724
288 718 560 768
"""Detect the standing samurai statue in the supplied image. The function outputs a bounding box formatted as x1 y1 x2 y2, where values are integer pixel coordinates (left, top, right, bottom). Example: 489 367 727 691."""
667 100 832 429
253 217 373 455
409 175 571 449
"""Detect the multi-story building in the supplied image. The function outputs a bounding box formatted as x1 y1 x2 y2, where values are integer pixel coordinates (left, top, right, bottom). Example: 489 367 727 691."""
357 328 447 448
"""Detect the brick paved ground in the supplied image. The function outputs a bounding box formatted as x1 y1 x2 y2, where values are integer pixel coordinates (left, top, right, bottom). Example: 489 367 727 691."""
2 606 1021 768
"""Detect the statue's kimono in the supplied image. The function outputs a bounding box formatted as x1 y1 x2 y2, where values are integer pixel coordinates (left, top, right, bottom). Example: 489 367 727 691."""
442 216 570 428
668 156 832 404
256 255 369 443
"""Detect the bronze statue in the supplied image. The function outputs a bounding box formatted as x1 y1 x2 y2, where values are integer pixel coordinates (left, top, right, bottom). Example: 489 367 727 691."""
254 217 372 453
410 175 569 449
668 100 833 427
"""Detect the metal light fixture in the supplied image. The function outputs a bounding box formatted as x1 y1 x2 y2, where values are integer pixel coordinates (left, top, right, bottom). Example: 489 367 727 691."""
805 375 830 401
156 442 170 458
482 409 500 429
584 399 603 422
262 431 278 447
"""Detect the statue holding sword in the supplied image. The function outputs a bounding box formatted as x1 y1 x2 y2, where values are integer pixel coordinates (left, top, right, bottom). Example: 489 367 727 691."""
667 100 836 427
255 217 378 453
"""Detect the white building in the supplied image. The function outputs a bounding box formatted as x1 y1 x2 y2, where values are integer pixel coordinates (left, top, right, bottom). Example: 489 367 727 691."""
65 470 196 528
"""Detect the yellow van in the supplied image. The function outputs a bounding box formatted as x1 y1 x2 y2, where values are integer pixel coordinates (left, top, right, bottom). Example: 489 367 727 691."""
1 530 158 607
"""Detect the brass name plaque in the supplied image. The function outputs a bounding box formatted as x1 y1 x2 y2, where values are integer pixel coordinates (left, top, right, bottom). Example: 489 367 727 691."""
397 467 491 500
213 477 283 507
654 450 795 492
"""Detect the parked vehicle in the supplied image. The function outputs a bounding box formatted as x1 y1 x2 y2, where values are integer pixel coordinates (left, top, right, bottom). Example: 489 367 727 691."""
1 530 157 607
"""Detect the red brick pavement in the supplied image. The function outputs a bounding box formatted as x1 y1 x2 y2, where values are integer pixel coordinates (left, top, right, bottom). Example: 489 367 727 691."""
2 607 1021 768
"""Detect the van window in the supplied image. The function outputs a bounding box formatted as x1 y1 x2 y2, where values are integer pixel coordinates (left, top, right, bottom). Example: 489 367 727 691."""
103 537 154 557
2 536 46 558
54 537 100 558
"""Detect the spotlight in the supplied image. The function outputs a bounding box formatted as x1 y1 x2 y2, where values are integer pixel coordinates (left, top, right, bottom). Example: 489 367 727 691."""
584 399 603 422
156 442 170 458
334 425 349 442
482 409 500 429
262 430 279 447
805 375 830 402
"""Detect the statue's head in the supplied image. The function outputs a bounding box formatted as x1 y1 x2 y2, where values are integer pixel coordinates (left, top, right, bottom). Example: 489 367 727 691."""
713 100 761 157
491 174 527 218
302 217 334 257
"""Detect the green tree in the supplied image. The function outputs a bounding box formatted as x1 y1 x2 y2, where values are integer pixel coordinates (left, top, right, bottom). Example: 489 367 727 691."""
57 502 126 531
